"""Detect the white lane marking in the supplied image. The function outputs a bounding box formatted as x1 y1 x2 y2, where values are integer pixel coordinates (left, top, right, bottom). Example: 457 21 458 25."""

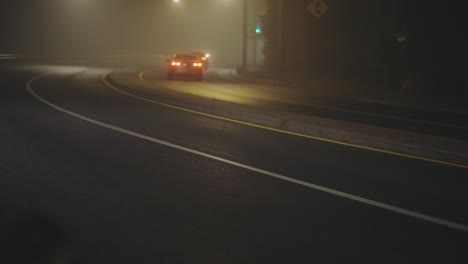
226 70 468 131
26 73 468 233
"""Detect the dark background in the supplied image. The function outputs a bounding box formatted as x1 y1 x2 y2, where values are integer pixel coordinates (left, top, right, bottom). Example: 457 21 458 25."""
262 0 468 98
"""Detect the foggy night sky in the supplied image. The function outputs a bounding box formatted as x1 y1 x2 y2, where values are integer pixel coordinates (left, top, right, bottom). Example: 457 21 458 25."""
0 0 264 67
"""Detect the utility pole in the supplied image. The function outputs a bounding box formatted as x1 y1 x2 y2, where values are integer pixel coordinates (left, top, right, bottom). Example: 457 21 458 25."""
277 0 283 80
242 0 248 71
41 1 48 58
253 33 257 67
253 15 260 67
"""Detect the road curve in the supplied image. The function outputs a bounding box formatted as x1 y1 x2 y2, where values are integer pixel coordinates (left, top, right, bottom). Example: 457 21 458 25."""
1 62 467 263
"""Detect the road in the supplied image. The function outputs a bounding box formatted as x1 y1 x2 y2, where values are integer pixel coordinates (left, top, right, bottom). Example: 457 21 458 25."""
1 60 468 263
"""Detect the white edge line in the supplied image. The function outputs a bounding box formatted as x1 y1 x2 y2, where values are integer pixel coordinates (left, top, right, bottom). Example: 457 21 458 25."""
26 73 468 233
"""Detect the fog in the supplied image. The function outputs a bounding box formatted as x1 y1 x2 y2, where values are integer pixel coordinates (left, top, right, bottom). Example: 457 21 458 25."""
1 0 265 67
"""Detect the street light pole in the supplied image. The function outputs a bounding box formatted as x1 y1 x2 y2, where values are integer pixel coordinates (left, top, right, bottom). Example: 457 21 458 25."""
277 0 283 80
253 26 257 67
242 0 248 71
41 1 48 58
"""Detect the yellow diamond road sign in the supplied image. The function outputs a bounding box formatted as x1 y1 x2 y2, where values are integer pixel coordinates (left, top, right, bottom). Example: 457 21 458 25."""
307 0 328 19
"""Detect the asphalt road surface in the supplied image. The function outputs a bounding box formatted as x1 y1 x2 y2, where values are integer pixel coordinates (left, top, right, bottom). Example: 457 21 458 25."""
1 60 468 264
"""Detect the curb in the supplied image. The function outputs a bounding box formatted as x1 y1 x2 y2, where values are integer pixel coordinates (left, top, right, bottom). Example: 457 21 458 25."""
107 72 468 168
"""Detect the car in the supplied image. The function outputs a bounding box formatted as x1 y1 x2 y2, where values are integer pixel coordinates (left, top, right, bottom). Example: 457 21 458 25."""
167 54 204 81
190 52 210 69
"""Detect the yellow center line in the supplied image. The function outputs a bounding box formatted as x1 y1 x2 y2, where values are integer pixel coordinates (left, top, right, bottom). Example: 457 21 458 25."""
102 73 468 170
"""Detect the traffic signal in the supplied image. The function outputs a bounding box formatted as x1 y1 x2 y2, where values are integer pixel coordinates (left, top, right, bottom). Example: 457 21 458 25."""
255 26 262 35
255 17 263 35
